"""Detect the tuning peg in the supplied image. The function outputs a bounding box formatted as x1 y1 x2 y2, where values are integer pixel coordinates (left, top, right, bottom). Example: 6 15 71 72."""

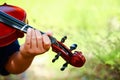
70 44 77 50
61 36 67 43
60 62 68 71
52 53 61 63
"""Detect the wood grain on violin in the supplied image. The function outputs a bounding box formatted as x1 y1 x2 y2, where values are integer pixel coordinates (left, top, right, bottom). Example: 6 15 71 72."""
0 3 86 71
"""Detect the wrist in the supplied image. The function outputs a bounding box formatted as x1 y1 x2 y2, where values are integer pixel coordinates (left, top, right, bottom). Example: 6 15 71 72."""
19 51 35 59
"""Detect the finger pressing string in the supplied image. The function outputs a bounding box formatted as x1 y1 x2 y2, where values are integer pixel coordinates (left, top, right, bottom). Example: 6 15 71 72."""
42 34 51 51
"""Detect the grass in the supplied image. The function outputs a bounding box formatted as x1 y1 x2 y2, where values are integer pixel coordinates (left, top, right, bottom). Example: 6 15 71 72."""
0 0 120 80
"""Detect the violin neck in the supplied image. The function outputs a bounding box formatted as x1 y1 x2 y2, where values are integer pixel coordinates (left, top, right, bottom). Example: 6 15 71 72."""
0 11 57 44
0 11 33 33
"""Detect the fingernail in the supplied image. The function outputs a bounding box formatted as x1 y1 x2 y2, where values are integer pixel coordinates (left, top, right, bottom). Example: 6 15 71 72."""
28 28 31 32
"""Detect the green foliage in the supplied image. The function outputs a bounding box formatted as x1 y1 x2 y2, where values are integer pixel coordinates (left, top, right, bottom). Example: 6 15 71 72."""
83 27 120 80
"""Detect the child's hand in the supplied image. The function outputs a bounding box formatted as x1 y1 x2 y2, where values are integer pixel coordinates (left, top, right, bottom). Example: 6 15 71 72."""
20 28 51 58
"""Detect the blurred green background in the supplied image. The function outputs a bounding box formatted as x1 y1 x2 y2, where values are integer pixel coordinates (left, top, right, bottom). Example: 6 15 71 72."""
0 0 120 80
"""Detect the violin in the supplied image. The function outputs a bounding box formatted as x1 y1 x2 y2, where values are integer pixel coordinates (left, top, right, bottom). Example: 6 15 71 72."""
0 3 86 71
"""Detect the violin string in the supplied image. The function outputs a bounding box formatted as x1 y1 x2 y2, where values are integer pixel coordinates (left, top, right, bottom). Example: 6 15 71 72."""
0 11 25 28
0 11 73 59
0 11 58 44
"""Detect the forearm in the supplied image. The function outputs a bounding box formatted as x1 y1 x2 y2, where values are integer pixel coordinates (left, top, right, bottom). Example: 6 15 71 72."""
5 51 35 74
4 28 51 74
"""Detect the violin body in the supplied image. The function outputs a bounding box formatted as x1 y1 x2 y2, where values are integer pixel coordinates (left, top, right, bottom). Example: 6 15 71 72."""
0 3 25 47
0 3 86 71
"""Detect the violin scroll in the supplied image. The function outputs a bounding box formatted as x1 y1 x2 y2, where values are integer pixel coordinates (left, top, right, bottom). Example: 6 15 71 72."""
0 3 86 71
51 36 86 71
70 51 86 67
